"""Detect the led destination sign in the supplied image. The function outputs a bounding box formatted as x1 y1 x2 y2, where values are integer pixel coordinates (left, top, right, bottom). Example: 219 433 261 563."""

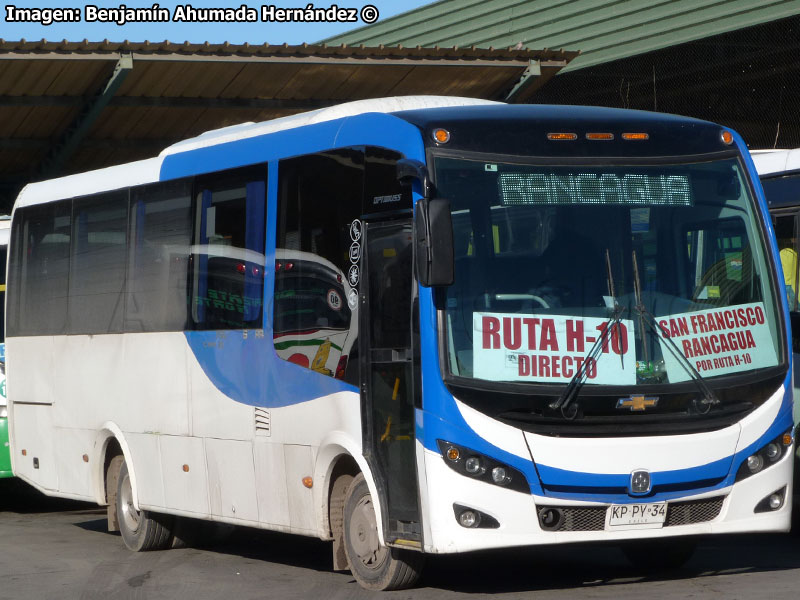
499 172 693 206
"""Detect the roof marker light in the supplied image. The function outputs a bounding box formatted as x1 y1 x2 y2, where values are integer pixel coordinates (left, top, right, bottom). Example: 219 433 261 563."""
586 132 614 140
547 133 578 141
721 130 734 145
622 132 649 140
432 128 451 144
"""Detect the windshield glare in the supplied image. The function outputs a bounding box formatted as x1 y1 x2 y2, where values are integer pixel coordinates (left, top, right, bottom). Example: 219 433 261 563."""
437 155 783 387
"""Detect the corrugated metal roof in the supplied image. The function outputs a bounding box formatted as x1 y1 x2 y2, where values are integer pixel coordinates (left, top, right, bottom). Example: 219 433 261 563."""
0 40 576 208
322 0 800 72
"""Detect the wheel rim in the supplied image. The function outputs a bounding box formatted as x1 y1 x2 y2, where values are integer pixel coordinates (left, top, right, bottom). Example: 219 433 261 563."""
119 472 141 532
348 495 387 571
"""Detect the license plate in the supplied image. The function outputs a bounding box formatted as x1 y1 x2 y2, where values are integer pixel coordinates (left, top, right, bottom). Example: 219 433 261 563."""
607 502 667 528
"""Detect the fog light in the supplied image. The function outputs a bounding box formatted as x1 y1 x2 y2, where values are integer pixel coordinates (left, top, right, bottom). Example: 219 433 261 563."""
769 494 783 510
465 457 485 476
746 454 764 473
492 466 510 485
458 510 480 528
765 443 781 461
538 507 562 530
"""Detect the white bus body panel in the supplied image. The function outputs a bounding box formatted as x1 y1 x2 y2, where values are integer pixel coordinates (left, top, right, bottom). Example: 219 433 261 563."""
7 331 366 538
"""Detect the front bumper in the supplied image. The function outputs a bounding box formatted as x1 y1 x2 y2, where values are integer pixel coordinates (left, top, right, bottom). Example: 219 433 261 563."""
421 445 792 554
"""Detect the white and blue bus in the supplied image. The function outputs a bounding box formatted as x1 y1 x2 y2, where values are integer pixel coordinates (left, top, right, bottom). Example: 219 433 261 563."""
6 97 794 590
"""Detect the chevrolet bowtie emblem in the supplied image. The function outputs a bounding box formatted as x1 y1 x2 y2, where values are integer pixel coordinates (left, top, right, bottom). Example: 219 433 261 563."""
617 395 659 411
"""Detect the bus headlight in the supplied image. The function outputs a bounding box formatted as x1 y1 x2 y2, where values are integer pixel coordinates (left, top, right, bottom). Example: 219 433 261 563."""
736 430 792 482
437 440 530 494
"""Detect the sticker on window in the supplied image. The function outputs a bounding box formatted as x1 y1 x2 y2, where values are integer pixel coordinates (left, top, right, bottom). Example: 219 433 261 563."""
472 312 636 385
656 302 778 381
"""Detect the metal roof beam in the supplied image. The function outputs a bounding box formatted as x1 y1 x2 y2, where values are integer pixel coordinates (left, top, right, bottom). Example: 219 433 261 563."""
0 50 534 68
36 52 133 179
505 59 542 102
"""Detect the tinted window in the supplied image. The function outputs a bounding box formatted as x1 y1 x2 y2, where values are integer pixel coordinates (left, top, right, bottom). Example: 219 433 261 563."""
126 180 193 332
68 192 128 334
14 202 72 335
275 149 363 382
191 168 267 330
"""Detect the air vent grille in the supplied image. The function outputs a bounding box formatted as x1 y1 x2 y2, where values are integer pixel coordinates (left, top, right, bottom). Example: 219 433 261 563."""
255 407 270 437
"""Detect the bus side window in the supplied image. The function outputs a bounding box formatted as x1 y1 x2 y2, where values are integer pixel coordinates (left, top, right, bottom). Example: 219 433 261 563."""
10 203 72 336
275 149 363 383
68 192 128 335
191 167 267 331
126 180 193 332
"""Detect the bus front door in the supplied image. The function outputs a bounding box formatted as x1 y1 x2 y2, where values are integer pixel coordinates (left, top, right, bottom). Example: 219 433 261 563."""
361 219 421 547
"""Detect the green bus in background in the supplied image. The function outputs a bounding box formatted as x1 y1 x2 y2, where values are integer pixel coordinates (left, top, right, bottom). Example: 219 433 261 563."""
0 216 10 478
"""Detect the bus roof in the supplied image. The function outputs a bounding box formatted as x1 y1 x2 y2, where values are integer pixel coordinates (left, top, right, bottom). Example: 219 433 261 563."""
751 149 800 177
14 96 497 211
14 96 728 211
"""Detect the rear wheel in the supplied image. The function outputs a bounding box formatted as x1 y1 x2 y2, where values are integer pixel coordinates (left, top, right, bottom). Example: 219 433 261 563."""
342 473 423 590
621 538 697 570
116 461 173 551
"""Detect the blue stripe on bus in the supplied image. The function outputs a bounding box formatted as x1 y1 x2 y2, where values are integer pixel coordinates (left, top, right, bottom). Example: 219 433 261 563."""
184 330 358 407
179 113 427 408
159 113 426 181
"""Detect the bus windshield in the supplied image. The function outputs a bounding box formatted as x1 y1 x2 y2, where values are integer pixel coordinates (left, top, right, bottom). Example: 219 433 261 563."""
437 154 784 388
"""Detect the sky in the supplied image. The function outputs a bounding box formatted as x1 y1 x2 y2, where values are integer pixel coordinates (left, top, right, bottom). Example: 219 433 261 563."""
1 0 432 45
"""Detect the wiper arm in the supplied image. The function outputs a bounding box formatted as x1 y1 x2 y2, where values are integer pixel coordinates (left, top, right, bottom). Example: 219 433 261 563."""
631 250 720 413
549 249 625 420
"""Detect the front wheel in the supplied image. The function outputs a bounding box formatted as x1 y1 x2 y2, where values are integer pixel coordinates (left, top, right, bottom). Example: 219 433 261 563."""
116 461 173 551
342 473 423 590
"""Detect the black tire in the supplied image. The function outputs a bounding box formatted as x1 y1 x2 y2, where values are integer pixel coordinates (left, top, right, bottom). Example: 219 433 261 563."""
342 473 423 591
621 538 697 570
116 461 173 551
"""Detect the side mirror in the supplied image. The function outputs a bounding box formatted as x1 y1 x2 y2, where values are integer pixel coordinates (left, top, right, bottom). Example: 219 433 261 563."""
415 197 454 287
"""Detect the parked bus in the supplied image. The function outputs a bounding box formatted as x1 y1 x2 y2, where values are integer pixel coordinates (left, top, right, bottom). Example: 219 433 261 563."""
6 98 794 590
751 148 800 442
0 216 9 478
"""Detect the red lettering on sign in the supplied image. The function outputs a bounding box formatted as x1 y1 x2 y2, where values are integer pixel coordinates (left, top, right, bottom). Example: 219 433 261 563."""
710 335 720 354
682 339 693 357
566 319 584 352
518 355 530 376
483 317 500 349
503 317 522 350
736 308 746 327
706 315 718 332
718 333 730 353
724 310 735 330
562 355 574 377
755 305 765 324
659 319 670 338
540 319 558 351
745 329 756 349
538 354 551 377
746 307 755 325
690 314 698 334
585 358 597 379
552 356 561 378
523 318 540 350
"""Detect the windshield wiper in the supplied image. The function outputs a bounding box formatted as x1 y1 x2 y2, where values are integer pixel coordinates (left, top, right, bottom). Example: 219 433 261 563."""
549 249 625 419
631 250 720 413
